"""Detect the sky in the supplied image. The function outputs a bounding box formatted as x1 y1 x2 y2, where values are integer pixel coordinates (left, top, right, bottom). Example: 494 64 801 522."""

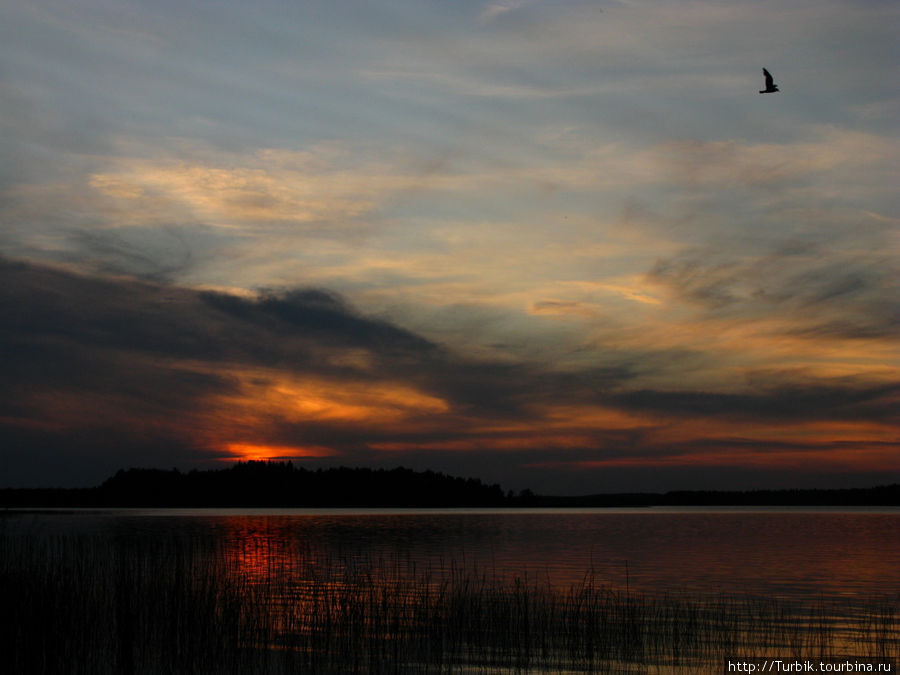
1 0 897 493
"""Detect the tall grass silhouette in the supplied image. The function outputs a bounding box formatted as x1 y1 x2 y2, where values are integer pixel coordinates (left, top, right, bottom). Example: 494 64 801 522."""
2 531 897 673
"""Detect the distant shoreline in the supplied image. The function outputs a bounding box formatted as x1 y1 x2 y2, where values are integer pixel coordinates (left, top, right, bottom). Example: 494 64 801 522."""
526 486 900 508
1 462 898 508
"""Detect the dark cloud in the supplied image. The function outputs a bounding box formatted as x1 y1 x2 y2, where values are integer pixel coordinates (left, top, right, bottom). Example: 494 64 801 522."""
203 286 438 360
0 256 550 485
0 255 551 408
1 256 896 490
1 257 235 363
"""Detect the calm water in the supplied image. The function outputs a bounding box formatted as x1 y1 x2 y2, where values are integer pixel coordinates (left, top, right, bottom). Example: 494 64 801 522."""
6 507 899 601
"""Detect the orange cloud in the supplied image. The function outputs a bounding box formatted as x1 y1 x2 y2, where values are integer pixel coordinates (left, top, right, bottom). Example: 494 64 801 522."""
192 368 451 452
554 442 897 473
232 370 443 420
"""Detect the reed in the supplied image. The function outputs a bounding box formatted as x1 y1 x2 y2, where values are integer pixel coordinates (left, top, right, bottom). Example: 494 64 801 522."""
2 532 897 673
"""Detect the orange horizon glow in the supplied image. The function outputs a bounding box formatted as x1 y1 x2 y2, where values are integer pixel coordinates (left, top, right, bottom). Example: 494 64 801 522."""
528 442 899 472
222 442 338 463
201 380 896 474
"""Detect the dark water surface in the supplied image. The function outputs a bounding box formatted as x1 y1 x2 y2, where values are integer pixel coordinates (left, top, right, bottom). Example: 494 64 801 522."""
6 507 898 600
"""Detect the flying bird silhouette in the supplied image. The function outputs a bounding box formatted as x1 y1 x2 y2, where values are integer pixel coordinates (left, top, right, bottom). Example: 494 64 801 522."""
759 67 779 94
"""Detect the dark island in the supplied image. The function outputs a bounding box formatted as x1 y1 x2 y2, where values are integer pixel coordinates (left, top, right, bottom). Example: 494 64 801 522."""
0 463 507 508
1 461 898 508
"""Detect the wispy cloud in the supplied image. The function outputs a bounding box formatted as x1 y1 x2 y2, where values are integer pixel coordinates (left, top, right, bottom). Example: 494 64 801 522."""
477 0 540 24
647 242 899 342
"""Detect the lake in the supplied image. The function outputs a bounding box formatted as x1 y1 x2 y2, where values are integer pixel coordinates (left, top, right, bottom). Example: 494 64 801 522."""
4 507 898 673
5 506 899 599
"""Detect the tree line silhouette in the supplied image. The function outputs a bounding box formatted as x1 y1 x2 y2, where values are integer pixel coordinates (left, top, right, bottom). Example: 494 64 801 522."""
0 463 510 508
1 462 897 507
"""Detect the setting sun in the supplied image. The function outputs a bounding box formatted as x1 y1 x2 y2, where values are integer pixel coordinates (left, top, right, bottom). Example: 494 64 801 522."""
223 442 337 463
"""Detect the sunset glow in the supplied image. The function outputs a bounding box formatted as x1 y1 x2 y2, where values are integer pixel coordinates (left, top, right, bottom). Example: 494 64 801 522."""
223 443 337 463
1 0 896 493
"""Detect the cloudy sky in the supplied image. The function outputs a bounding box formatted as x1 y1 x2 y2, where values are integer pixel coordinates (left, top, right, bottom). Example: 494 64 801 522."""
1 0 897 492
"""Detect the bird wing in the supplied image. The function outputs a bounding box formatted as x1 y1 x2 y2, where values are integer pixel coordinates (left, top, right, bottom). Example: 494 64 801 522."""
762 68 774 88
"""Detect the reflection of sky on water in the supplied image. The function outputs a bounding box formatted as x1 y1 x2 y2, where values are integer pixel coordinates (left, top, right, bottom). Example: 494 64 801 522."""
5 509 899 600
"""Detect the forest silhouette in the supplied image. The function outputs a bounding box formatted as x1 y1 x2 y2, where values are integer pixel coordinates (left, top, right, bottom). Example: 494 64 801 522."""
1 461 898 507
1 463 509 508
